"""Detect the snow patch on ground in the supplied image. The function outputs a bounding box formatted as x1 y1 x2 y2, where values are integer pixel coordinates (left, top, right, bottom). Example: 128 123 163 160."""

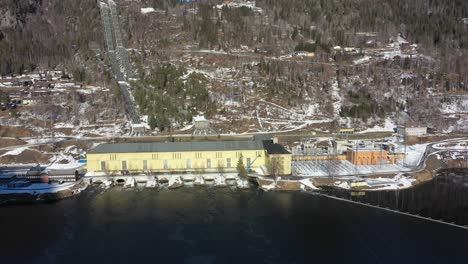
357 118 395 133
181 68 216 80
47 154 82 170
433 140 468 150
26 137 67 145
215 1 263 13
333 174 415 191
353 56 372 64
394 143 428 167
304 103 320 116
236 178 250 188
141 7 155 14
261 181 276 191
54 123 75 129
334 181 350 189
299 179 319 190
439 98 468 114
330 80 342 117
1 147 28 157
180 124 194 131
369 174 415 190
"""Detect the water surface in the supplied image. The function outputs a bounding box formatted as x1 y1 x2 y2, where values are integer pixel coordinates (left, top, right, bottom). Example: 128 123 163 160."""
1 183 468 263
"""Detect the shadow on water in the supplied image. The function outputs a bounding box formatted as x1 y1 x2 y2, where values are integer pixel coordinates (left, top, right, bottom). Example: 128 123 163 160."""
325 168 468 226
1 173 468 263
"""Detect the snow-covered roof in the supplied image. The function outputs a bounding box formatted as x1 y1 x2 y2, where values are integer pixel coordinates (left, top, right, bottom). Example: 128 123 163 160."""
193 115 208 122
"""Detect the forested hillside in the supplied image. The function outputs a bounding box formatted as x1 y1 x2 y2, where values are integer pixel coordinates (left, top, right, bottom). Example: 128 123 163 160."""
1 0 467 132
2 0 466 75
0 0 103 76
118 0 467 132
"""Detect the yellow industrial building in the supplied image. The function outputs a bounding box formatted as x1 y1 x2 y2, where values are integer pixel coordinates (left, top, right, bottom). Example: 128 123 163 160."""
338 128 355 134
86 139 292 176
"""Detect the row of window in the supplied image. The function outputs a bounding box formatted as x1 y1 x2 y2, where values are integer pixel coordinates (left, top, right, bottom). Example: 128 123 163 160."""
172 153 182 159
115 152 262 161
354 156 387 160
101 158 253 171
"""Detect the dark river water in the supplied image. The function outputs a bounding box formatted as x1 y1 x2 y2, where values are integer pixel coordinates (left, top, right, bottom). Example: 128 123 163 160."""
2 172 468 264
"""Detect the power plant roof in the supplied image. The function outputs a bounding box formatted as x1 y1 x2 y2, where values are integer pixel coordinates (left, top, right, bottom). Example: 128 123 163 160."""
88 140 266 154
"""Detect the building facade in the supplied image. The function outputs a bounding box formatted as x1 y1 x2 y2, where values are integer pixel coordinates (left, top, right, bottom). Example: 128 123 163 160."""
263 140 292 176
338 128 355 134
86 140 292 176
346 148 391 165
397 123 427 137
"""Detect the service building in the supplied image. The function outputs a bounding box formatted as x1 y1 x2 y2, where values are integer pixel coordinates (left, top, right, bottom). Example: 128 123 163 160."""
397 122 428 137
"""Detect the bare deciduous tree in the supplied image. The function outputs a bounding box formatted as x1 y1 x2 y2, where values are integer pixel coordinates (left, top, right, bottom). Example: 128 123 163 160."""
267 156 284 180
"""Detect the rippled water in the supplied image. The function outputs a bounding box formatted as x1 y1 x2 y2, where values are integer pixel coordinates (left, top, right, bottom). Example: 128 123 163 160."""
1 182 468 263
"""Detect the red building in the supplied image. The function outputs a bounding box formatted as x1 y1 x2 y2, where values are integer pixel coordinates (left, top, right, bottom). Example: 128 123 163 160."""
346 148 390 165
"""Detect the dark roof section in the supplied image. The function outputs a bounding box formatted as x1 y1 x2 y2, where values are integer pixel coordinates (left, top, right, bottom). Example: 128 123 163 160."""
88 140 265 154
254 133 274 141
262 140 291 155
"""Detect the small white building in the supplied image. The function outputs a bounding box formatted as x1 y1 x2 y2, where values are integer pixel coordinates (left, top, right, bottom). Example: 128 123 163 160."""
22 98 38 106
397 122 427 137
192 115 215 135
131 123 147 134
193 115 210 130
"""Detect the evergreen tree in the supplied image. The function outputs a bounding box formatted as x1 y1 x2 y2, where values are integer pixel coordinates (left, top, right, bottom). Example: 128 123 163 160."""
148 115 157 130
291 26 298 41
0 90 10 106
236 153 248 178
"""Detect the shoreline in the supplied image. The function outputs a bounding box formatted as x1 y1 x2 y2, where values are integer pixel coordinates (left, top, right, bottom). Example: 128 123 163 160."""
0 151 466 206
255 164 467 193
0 179 88 205
0 167 466 205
